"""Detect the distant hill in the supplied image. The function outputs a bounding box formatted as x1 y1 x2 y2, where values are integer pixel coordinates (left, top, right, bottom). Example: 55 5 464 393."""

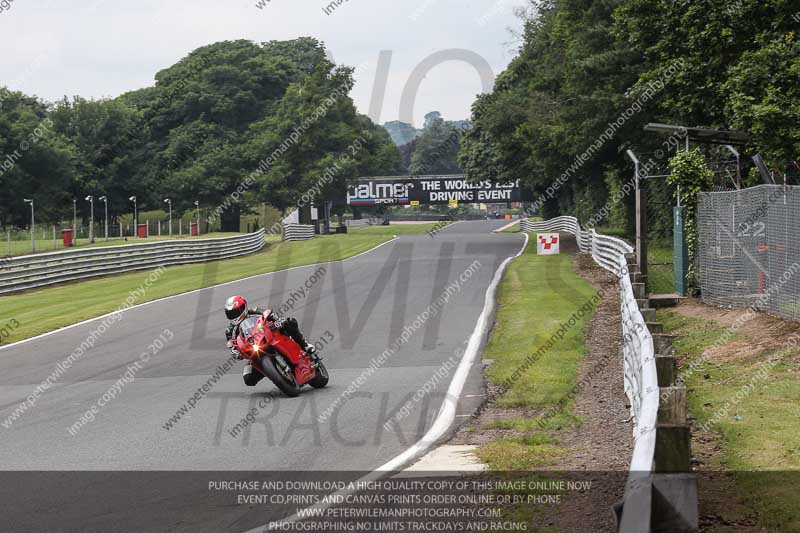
382 120 422 146
383 113 472 172
383 117 471 147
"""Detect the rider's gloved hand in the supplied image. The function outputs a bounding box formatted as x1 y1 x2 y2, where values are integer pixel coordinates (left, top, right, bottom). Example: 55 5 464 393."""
227 339 243 360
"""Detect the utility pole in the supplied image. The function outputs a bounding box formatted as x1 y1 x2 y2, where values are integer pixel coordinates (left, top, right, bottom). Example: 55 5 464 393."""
86 195 95 243
24 198 34 252
164 198 172 236
129 196 137 238
99 195 108 240
194 200 200 236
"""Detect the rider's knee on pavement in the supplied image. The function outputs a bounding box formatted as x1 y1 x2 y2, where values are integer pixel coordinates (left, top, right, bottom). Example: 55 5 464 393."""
242 364 262 386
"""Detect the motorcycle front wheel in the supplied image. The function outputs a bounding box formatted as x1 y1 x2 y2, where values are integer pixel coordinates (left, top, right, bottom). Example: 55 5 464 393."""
261 355 301 397
308 360 329 389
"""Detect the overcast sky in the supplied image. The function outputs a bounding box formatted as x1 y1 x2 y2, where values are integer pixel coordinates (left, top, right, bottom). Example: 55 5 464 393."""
0 0 527 127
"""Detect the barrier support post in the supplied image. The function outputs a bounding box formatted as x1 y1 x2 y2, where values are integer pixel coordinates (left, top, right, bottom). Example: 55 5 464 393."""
647 309 697 532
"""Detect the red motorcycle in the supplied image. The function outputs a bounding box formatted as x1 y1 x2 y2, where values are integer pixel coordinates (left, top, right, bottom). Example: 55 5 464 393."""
232 310 329 397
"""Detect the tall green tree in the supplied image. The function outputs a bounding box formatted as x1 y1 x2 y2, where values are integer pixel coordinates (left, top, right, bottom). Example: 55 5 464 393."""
409 112 465 175
0 91 77 227
138 38 399 229
460 0 800 225
615 0 800 169
142 39 328 230
0 38 400 232
245 60 399 218
460 0 649 219
723 36 800 166
50 97 147 222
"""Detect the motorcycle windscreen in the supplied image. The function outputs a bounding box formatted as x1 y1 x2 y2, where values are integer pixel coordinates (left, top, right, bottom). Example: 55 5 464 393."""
238 316 260 338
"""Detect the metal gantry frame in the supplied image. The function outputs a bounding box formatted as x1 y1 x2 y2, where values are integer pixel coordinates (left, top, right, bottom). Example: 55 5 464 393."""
631 123 752 294
723 145 742 189
626 150 648 286
625 149 671 290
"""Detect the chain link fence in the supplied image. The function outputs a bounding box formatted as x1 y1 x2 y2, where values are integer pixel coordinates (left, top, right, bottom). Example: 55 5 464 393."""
697 185 800 320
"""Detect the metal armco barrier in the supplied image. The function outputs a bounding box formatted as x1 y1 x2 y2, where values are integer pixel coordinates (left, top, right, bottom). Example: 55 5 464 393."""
522 216 663 532
283 223 315 241
0 230 266 295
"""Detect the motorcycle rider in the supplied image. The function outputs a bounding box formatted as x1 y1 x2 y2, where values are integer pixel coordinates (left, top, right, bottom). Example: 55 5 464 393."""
224 295 317 386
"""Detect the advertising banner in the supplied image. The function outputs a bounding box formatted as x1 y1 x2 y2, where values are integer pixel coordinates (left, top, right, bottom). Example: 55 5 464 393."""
339 175 532 206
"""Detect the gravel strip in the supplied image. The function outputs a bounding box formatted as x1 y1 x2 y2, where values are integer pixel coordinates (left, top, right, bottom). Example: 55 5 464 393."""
539 252 633 532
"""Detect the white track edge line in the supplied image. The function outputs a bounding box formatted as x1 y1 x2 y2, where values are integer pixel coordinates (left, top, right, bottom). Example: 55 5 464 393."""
493 219 520 233
375 231 528 471
0 236 398 353
244 231 529 533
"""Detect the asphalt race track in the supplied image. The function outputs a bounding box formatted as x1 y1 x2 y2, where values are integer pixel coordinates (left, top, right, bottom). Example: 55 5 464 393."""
0 219 524 531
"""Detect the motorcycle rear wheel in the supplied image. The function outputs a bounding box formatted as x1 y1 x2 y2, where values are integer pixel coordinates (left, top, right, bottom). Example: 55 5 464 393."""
261 355 301 397
308 360 329 389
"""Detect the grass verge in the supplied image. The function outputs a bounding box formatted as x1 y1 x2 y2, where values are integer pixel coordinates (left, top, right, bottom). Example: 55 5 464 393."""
475 244 598 469
592 226 628 239
648 245 675 294
660 308 800 531
0 233 391 344
347 222 448 235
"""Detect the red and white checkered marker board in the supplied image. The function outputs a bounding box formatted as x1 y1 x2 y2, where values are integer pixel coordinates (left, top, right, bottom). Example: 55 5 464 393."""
537 233 560 255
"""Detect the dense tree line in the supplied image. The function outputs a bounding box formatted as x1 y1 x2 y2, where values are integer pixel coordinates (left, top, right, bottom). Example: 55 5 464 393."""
387 111 468 175
0 38 400 230
408 112 467 175
459 0 800 228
